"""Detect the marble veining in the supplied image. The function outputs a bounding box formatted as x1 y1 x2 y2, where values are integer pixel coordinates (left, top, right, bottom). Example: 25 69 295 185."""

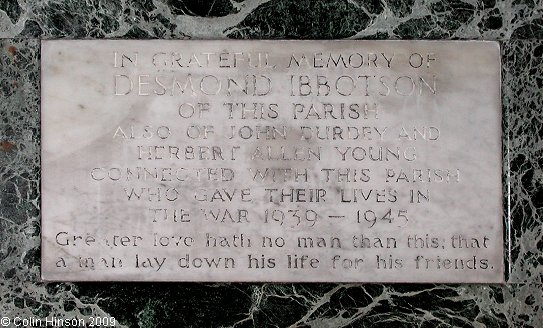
0 0 542 327
0 0 539 39
503 40 543 285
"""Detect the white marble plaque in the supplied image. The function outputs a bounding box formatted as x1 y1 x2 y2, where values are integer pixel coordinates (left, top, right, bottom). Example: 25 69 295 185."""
41 40 503 282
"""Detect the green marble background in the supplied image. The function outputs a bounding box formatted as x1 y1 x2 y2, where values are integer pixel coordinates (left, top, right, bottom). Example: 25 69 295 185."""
0 0 541 327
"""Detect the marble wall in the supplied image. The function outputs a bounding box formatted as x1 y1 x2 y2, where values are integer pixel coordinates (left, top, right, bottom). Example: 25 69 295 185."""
0 0 541 327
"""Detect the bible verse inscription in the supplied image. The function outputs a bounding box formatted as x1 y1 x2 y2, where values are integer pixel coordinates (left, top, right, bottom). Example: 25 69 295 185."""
41 40 503 282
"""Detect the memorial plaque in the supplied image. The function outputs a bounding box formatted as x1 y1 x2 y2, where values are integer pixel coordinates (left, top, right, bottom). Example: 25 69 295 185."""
41 40 503 282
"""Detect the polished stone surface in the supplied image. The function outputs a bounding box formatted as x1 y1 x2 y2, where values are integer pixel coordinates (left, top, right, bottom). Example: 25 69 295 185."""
0 0 542 326
41 40 503 283
0 0 541 39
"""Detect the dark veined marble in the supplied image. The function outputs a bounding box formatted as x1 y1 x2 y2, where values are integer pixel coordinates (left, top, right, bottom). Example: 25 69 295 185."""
503 40 543 285
0 0 540 39
1 0 542 327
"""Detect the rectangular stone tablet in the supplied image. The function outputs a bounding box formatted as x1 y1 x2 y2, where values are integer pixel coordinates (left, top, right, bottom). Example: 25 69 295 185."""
41 40 504 282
